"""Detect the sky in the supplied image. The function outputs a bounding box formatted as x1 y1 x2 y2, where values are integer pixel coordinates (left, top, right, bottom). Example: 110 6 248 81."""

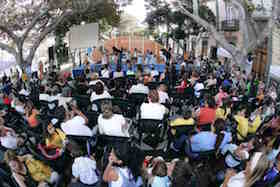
124 0 147 24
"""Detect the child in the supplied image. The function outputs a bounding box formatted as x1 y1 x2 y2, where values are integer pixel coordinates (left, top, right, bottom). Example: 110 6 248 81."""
149 160 170 187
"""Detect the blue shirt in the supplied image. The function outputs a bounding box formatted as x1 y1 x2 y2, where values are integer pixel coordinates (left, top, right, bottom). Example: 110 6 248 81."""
191 131 232 152
152 176 170 187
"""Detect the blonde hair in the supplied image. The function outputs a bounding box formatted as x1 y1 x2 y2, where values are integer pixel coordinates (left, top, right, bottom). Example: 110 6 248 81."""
245 153 270 187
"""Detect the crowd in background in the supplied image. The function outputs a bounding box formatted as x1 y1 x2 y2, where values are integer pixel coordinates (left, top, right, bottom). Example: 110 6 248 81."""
0 47 279 187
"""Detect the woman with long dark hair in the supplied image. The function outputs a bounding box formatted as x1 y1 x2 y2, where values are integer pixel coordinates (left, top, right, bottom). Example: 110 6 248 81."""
103 145 144 187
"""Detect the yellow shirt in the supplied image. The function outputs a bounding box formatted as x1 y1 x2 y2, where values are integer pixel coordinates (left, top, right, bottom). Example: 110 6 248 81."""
22 73 27 82
216 107 231 120
234 115 249 141
248 115 261 134
45 129 66 149
25 158 52 182
170 118 194 135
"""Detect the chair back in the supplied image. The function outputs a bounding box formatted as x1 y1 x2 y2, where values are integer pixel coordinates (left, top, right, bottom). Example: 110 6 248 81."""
199 123 212 132
91 98 112 113
128 93 147 107
112 98 136 118
173 125 195 137
73 94 91 111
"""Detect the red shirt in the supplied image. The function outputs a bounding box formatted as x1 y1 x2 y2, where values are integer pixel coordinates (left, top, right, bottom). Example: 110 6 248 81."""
3 97 11 105
198 107 216 126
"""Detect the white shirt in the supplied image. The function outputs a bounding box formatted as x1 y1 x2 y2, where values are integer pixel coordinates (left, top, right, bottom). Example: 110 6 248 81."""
151 70 159 78
61 116 93 137
140 103 166 120
89 80 105 86
158 90 169 104
101 69 110 78
90 91 112 102
19 89 29 96
0 134 17 150
222 171 245 187
129 84 149 95
194 83 204 97
113 72 124 78
72 157 99 185
98 114 129 137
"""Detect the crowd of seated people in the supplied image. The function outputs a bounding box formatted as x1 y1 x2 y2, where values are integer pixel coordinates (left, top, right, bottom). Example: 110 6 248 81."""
0 58 280 187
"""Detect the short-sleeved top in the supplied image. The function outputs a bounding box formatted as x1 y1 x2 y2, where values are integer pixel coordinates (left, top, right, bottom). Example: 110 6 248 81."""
98 114 129 137
72 157 99 185
198 107 216 126
234 115 249 140
140 103 166 120
191 131 232 152
61 116 93 137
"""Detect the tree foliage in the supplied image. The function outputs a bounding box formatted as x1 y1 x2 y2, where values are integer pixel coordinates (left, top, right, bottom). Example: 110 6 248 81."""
145 0 215 47
0 0 129 69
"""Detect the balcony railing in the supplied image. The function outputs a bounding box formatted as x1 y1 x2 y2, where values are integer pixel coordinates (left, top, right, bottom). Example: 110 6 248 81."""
221 19 240 32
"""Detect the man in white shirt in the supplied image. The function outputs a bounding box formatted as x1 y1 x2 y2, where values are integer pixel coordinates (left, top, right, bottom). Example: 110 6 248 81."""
98 102 129 137
129 77 149 95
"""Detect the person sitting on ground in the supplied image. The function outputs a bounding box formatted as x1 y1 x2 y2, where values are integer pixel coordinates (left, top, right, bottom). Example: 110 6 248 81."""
61 101 92 137
103 145 143 187
4 150 60 187
149 160 170 187
140 89 168 120
98 101 129 137
90 82 112 103
129 76 149 95
157 84 170 104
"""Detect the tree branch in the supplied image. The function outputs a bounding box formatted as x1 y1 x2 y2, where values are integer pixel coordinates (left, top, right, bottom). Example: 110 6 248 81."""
0 25 19 43
26 10 73 64
22 9 50 42
177 1 239 59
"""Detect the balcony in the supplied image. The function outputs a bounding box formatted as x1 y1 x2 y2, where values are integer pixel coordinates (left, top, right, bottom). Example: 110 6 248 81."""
221 20 240 32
